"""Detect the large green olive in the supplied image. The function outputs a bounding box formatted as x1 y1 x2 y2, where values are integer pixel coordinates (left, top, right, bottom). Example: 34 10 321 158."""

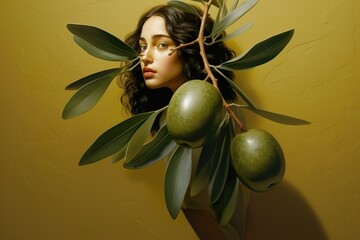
167 80 223 148
230 128 285 192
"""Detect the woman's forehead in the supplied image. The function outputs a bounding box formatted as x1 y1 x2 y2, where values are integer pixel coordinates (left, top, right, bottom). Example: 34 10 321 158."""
140 16 170 40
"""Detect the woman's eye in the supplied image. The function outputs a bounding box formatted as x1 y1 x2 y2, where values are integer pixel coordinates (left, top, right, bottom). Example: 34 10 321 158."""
139 45 147 52
157 43 168 49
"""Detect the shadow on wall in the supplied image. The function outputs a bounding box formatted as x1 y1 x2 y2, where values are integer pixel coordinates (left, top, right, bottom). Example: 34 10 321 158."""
245 180 328 240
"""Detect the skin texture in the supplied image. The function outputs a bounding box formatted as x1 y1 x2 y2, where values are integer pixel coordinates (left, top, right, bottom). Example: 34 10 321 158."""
140 16 187 92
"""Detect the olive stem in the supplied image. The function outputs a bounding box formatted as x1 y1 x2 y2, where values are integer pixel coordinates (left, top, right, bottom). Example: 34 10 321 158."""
169 0 247 132
224 104 247 133
169 39 198 56
197 0 247 133
197 0 218 89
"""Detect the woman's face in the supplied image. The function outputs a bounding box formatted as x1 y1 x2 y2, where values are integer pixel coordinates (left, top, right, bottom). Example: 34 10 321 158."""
139 16 186 92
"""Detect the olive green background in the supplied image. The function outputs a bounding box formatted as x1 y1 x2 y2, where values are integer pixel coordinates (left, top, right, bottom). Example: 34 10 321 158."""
1 0 359 239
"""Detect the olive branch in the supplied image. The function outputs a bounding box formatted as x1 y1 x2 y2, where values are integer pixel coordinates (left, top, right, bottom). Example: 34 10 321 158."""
63 0 310 222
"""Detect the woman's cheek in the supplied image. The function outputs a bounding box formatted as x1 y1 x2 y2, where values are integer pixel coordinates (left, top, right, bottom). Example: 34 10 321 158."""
166 54 183 74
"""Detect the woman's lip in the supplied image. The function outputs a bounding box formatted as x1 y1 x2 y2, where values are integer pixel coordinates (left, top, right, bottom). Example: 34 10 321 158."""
143 67 156 78
143 72 156 78
143 67 156 72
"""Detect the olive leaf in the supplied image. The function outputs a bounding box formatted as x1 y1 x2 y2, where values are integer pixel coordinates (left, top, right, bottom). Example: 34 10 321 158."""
62 68 122 119
211 0 258 36
211 119 240 225
237 104 310 125
164 145 192 219
65 68 123 90
67 24 139 61
167 0 202 17
218 29 294 70
111 143 128 164
209 118 231 204
228 0 240 12
123 124 177 169
79 111 154 166
190 115 227 197
210 22 253 44
212 0 222 8
212 166 239 225
214 68 257 110
251 107 311 125
189 156 210 197
73 36 129 61
125 107 167 162
190 0 221 8
214 0 228 23
215 69 309 125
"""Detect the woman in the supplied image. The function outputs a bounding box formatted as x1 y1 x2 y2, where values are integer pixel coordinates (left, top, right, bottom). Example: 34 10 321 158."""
121 4 251 240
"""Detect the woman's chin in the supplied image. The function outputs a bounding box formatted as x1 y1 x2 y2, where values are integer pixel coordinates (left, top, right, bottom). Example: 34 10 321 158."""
144 79 161 89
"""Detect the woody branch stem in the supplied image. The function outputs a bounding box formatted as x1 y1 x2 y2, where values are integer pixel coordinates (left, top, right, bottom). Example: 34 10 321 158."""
198 0 247 132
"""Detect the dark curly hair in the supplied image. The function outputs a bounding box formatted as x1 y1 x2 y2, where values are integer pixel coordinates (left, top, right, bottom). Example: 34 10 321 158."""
121 4 236 121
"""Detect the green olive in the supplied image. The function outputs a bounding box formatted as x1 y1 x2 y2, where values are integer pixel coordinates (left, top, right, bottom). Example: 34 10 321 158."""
167 80 223 148
230 128 285 192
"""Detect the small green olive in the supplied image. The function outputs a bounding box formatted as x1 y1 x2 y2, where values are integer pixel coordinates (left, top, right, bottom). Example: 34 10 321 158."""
230 128 285 192
167 80 223 148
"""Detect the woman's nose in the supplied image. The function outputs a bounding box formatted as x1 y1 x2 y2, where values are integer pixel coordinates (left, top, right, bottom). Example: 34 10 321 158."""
141 48 153 64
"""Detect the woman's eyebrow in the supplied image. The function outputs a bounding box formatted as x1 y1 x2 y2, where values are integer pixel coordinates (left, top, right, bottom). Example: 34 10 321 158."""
139 34 172 42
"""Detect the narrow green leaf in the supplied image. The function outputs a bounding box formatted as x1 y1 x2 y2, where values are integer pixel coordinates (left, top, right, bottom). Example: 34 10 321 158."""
65 68 122 90
191 115 227 197
125 107 167 162
213 67 257 110
123 124 177 169
218 0 228 21
212 0 222 8
212 22 253 44
79 111 154 165
190 0 221 8
190 158 210 197
207 117 228 181
212 166 239 225
218 29 295 70
62 72 115 119
211 0 257 36
229 0 240 12
190 0 204 4
165 145 192 219
111 144 127 164
209 120 231 204
73 36 130 61
67 24 139 59
242 105 311 125
167 1 201 17
219 181 239 225
208 119 227 178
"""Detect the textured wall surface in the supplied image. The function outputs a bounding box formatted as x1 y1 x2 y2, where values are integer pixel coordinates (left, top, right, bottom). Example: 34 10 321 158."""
1 0 359 240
